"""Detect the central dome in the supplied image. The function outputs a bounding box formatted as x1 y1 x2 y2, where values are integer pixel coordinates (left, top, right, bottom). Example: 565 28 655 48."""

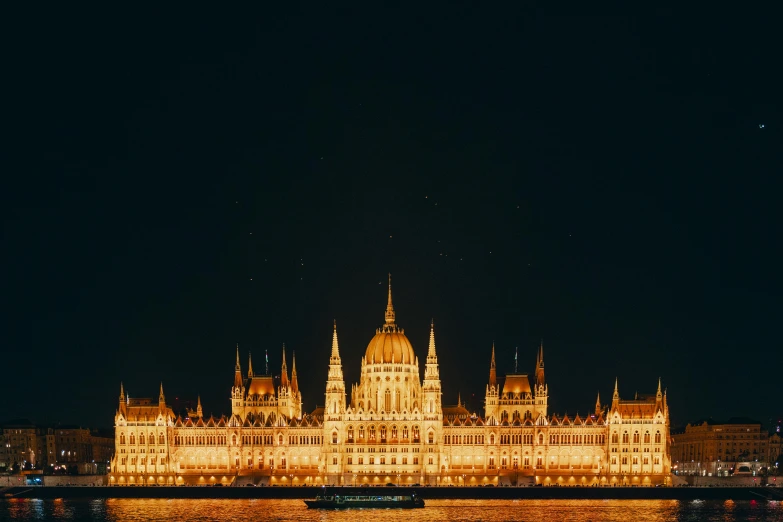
365 329 416 365
364 275 417 365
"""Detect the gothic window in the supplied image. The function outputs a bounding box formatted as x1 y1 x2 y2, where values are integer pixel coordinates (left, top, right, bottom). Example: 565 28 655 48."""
348 427 354 441
278 434 283 445
428 432 434 444
130 434 136 445
369 426 376 441
413 426 420 442
395 390 401 410
402 426 408 440
612 432 618 443
655 431 661 443
385 389 391 412
490 434 495 445
139 433 145 445
391 426 397 439
538 433 544 445
120 434 126 445
644 431 650 443
380 426 387 441
359 426 365 440
332 432 338 444
633 431 640 444
622 432 629 444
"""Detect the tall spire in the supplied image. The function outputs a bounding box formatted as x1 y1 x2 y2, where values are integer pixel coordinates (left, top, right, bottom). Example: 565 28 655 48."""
331 320 341 359
595 391 602 416
159 382 165 403
657 377 662 395
535 340 545 387
385 273 396 325
233 344 243 389
280 344 289 388
489 343 497 388
119 382 125 402
248 351 254 379
427 319 437 358
612 377 620 407
196 395 203 418
291 351 299 395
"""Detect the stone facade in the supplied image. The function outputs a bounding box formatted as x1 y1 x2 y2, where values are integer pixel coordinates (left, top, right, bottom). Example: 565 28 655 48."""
110 281 672 486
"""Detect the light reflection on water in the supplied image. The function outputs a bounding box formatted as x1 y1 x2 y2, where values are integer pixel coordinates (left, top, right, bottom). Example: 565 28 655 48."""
1 499 782 521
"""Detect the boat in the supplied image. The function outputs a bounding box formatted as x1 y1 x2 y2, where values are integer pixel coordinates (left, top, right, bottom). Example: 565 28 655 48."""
304 487 425 509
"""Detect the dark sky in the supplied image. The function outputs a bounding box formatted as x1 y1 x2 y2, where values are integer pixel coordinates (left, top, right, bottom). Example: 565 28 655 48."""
2 7 779 430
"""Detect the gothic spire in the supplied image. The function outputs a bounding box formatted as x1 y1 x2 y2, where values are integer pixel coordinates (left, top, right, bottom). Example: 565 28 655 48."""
489 343 497 388
331 320 341 359
427 319 437 359
535 340 545 387
159 382 165 403
119 382 125 401
280 344 289 388
248 351 254 379
595 391 601 416
233 344 243 389
197 395 203 418
384 273 396 325
291 351 299 395
657 377 662 395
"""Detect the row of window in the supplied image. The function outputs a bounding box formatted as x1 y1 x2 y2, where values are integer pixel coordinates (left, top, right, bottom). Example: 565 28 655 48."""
610 456 662 466
611 431 663 444
119 433 165 445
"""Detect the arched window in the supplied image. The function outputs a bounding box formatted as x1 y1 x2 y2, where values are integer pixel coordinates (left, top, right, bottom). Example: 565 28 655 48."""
232 434 237 445
332 432 338 444
380 426 387 441
392 425 398 439
385 389 391 412
159 433 165 444
644 431 650 443
622 432 629 444
538 433 544 445
413 426 420 442
655 431 661 443
428 432 434 444
633 431 640 444
139 433 145 445
395 390 401 410
120 433 126 445
402 426 408 440
278 434 283 445
369 426 376 441
359 426 365 440
612 432 619 443
348 427 354 441
490 434 495 445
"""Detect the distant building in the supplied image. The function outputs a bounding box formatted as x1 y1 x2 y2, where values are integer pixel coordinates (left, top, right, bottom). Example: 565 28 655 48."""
1 420 39 470
111 280 672 486
671 418 774 477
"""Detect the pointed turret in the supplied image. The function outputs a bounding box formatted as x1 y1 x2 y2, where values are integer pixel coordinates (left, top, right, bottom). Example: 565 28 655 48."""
280 344 289 388
331 320 341 361
197 395 203 418
657 377 662 397
385 273 396 325
248 352 254 379
489 343 497 388
612 377 620 408
119 382 125 402
427 319 437 359
458 392 462 407
233 343 243 389
535 340 545 387
159 382 165 404
595 391 602 416
291 351 299 396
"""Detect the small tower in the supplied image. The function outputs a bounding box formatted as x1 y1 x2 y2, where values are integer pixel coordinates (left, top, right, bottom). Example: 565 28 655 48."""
535 340 545 387
158 382 166 408
422 320 443 416
533 341 548 418
325 321 346 417
612 377 620 409
485 343 499 421
231 344 245 417
118 382 127 417
196 395 203 418
247 352 254 379
594 391 602 417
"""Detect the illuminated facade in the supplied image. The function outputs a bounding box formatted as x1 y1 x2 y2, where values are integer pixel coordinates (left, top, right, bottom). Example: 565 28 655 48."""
110 281 672 486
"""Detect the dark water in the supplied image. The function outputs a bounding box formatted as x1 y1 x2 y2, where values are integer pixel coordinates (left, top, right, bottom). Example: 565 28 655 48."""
2 499 783 521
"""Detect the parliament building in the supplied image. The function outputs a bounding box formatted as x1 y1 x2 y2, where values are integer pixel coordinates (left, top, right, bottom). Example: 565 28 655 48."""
110 281 671 486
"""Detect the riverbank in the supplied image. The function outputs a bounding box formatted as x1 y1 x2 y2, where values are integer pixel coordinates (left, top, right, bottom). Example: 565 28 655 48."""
2 485 781 501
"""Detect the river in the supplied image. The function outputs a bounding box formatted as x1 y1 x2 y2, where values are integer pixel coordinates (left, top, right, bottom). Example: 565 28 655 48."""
2 498 782 521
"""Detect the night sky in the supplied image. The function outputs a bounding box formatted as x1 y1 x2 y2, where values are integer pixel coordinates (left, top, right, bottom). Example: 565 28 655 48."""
2 7 779 430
